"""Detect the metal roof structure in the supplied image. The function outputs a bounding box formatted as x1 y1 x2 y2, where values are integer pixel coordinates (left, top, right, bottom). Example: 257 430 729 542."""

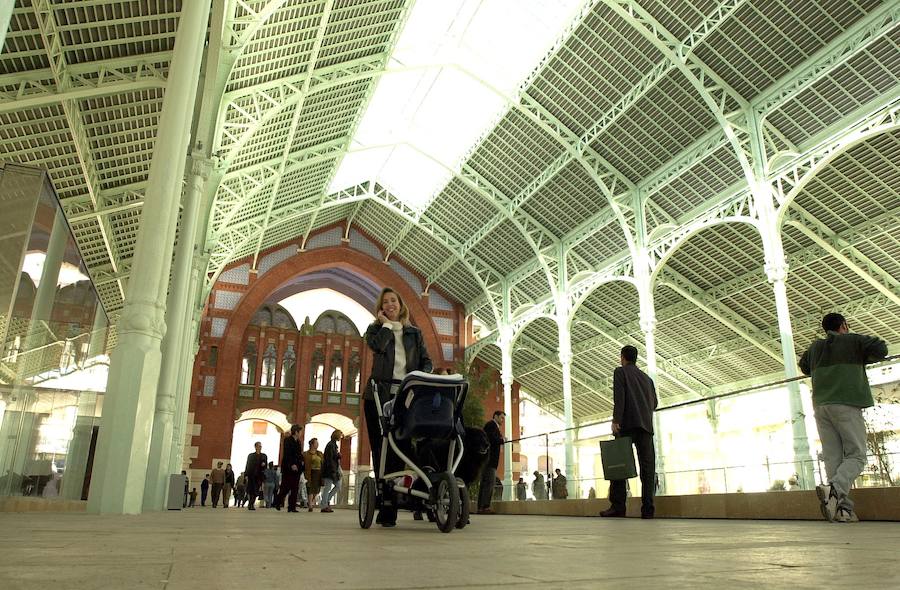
2 0 899 423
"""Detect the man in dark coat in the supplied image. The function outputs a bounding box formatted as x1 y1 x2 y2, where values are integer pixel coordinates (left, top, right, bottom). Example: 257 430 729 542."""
274 425 304 512
244 442 268 510
601 345 658 519
477 410 505 514
200 474 209 506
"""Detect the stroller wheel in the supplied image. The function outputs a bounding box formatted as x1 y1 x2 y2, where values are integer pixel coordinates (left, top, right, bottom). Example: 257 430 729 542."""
432 472 460 533
358 477 376 529
456 480 470 529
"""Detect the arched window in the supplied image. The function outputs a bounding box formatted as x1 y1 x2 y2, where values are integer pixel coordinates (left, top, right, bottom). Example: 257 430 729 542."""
261 343 277 386
310 348 325 390
347 350 361 393
280 343 296 388
329 349 343 392
241 341 257 385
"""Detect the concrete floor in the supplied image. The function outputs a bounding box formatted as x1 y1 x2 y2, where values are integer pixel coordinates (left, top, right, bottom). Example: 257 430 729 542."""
1 508 898 589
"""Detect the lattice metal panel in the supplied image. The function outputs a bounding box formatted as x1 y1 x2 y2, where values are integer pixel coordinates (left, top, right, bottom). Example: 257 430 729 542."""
389 259 423 294
511 270 552 303
288 81 371 152
654 306 739 358
529 4 663 137
52 0 180 64
470 219 537 277
424 178 500 245
569 226 630 269
467 109 565 199
436 262 484 308
686 346 782 389
349 226 382 259
355 199 408 244
521 159 610 238
305 226 342 250
637 0 729 42
576 280 640 328
1 6 50 73
789 131 900 230
768 29 900 146
428 290 453 311
391 225 453 282
651 144 745 222
214 290 242 311
226 0 324 93
663 223 764 292
695 0 879 101
256 214 309 254
592 70 720 184
271 159 336 210
786 256 878 315
314 0 405 68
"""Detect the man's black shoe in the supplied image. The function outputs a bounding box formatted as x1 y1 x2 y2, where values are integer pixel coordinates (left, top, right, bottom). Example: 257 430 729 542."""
599 508 626 517
287 509 298 513
641 513 654 519
248 506 255 511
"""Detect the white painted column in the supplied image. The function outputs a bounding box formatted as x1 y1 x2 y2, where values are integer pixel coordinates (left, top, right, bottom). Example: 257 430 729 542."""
756 181 814 490
0 2 13 54
499 327 514 501
636 249 665 495
556 306 576 498
143 156 211 510
87 0 211 515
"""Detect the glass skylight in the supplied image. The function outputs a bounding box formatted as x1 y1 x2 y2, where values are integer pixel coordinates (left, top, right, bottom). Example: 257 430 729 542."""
330 0 585 210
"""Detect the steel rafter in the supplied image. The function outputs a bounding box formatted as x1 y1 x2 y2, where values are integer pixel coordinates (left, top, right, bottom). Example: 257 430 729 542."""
32 0 125 301
250 0 335 266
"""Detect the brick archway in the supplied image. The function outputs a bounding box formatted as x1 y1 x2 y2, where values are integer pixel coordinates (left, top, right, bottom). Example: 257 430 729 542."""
201 247 442 467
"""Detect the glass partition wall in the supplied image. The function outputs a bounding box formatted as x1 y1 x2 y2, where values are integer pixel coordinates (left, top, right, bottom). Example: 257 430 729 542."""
508 358 900 501
0 163 111 501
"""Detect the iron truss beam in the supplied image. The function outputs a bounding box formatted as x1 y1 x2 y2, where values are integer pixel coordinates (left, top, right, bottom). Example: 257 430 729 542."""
783 206 900 307
755 2 900 118
605 1 755 183
515 333 614 406
0 53 168 113
32 0 125 302
668 291 899 370
572 306 709 396
656 267 784 364
207 182 506 324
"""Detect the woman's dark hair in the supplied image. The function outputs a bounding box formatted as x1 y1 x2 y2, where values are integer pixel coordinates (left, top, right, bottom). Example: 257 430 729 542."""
822 313 846 333
290 424 302 435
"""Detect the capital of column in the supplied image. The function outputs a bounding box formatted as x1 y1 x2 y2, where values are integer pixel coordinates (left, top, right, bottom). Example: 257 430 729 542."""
118 297 167 340
190 154 214 180
764 260 789 284
155 390 176 414
639 317 657 335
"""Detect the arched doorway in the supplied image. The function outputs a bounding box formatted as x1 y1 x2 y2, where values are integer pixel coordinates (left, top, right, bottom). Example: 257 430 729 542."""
229 408 291 474
304 412 358 505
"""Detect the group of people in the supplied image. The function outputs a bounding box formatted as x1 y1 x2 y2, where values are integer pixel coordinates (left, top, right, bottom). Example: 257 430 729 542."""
189 428 345 513
454 309 887 524
204 281 889 526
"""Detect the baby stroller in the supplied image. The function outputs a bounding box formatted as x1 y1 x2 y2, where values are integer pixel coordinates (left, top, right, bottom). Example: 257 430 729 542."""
358 371 469 533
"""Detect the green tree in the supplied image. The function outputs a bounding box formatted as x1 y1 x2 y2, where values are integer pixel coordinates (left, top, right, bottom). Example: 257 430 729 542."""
454 359 493 428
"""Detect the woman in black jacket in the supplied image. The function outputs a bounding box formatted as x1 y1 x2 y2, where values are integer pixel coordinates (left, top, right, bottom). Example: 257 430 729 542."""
363 287 433 526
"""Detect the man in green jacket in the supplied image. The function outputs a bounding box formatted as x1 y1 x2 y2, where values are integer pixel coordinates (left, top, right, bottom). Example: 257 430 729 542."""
799 313 887 523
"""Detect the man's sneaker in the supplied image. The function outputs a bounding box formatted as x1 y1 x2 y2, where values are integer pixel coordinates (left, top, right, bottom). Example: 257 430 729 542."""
835 506 859 523
816 484 839 522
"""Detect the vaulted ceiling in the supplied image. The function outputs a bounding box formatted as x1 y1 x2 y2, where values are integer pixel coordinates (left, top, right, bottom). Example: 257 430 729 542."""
2 0 898 421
